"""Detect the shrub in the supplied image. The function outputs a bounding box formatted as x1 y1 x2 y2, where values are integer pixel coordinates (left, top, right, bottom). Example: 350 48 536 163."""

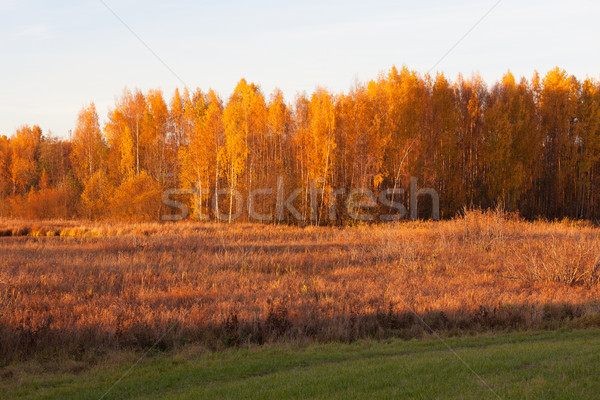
109 172 162 221
507 236 600 285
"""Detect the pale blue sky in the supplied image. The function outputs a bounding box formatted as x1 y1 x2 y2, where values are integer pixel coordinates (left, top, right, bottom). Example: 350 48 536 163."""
1 0 599 137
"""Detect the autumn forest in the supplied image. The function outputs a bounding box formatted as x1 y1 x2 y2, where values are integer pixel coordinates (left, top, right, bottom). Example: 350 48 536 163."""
1 66 599 223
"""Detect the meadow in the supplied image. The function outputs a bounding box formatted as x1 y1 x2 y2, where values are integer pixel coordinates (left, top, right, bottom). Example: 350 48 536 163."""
5 329 600 399
1 209 600 365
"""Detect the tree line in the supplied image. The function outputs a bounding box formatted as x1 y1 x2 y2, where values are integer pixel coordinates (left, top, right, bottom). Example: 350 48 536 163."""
1 66 599 223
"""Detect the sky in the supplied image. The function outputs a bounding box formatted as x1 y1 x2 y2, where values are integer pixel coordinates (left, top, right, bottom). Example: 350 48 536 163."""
1 0 599 138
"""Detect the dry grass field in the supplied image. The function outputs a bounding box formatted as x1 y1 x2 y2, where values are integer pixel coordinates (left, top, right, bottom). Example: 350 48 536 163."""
1 210 600 363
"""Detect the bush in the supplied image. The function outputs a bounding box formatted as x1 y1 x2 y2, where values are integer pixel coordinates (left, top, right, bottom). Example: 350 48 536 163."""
80 170 113 220
109 172 162 221
507 236 600 286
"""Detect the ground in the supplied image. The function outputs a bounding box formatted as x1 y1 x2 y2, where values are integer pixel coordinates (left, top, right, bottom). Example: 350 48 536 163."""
3 329 600 399
1 211 599 398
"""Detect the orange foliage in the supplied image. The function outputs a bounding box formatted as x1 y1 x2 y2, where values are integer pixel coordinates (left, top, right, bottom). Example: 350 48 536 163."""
1 67 600 221
109 171 162 220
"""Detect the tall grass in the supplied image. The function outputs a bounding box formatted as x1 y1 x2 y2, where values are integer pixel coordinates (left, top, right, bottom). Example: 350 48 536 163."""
1 210 600 362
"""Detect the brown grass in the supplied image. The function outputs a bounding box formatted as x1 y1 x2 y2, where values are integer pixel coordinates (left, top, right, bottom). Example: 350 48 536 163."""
1 211 600 362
